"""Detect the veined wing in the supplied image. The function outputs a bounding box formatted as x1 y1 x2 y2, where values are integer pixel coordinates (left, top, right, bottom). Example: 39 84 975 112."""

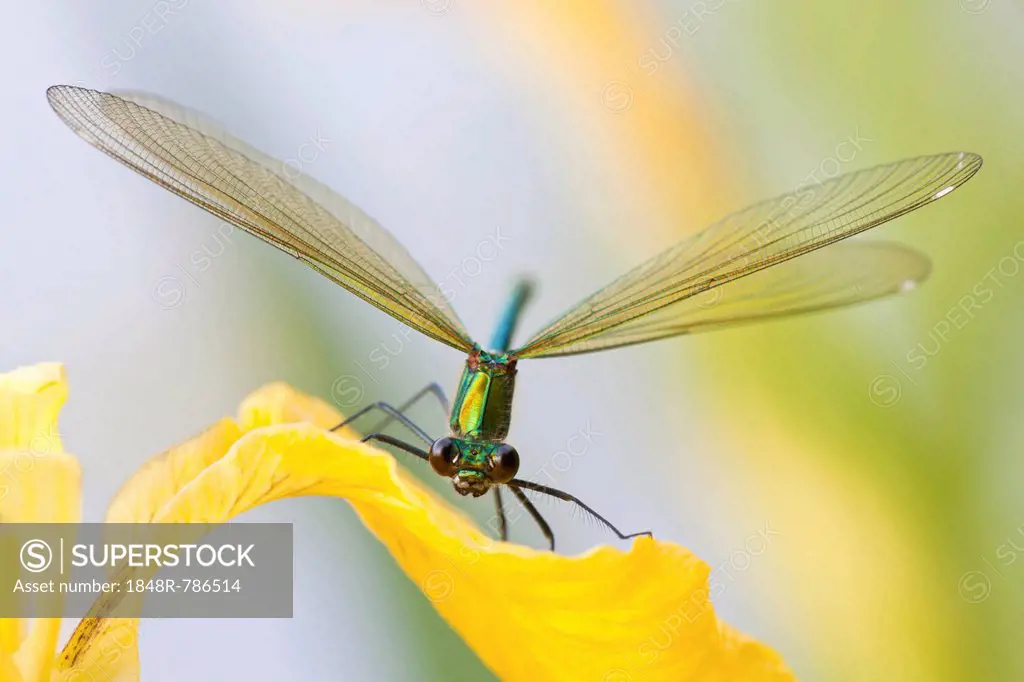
513 152 981 358
517 241 928 356
47 85 476 352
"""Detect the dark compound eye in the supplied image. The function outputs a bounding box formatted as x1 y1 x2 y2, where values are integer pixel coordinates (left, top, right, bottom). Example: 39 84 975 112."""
489 443 520 483
428 437 459 477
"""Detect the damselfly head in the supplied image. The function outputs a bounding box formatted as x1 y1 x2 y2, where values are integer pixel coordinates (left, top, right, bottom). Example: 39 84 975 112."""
429 437 520 496
452 470 490 497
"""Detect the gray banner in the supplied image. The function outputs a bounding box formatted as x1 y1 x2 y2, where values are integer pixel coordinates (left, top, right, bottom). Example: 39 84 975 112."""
0 523 292 618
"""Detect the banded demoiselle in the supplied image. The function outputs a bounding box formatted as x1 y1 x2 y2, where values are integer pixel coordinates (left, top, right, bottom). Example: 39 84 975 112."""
46 86 982 549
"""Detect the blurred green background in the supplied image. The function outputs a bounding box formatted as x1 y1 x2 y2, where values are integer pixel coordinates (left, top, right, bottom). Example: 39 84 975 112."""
1 0 1021 679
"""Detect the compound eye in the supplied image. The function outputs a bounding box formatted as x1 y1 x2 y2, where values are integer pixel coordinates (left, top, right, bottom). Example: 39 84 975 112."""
489 443 520 483
428 438 459 477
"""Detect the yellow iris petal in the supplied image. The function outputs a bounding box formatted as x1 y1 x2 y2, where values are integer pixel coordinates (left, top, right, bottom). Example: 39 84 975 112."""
61 383 792 681
0 363 81 682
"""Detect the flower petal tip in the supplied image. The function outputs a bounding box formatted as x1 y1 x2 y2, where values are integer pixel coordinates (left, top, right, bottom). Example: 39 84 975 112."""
0 362 68 453
0 361 66 396
238 382 352 434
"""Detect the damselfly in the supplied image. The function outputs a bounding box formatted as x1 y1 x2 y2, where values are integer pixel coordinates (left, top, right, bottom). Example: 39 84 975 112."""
46 86 981 549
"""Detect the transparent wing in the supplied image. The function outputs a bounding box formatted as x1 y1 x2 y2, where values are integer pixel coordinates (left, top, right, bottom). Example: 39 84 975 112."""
519 241 929 357
47 85 476 352
514 152 981 358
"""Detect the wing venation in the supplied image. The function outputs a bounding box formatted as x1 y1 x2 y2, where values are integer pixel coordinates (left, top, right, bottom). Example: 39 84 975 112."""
47 85 476 352
514 152 980 358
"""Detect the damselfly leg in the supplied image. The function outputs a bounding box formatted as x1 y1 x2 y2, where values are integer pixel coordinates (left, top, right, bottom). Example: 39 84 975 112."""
330 382 450 446
356 430 644 550
492 486 508 541
360 433 429 462
510 478 652 545
335 402 432 445
508 485 554 550
368 382 450 433
336 369 645 550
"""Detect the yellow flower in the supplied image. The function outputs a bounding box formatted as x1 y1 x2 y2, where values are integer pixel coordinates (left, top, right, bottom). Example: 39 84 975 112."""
0 363 134 682
2 363 793 681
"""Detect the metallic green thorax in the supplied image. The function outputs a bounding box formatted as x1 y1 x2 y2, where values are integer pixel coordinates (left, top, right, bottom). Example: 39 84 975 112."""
449 348 517 442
